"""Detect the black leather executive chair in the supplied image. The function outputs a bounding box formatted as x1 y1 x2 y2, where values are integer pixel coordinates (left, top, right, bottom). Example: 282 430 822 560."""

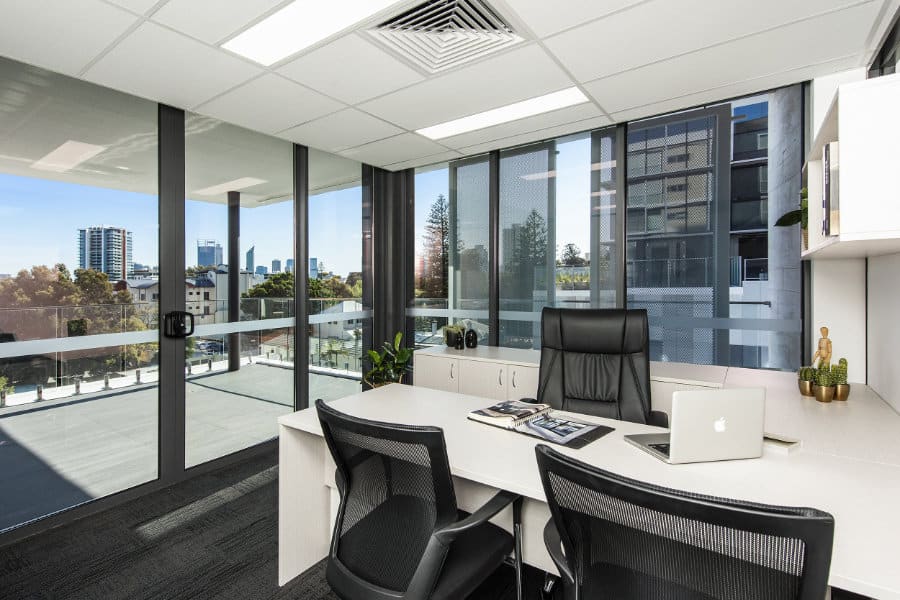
537 307 668 427
536 444 835 600
316 399 523 600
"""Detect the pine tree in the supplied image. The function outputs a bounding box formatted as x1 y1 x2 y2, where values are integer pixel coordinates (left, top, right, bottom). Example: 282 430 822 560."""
420 194 450 299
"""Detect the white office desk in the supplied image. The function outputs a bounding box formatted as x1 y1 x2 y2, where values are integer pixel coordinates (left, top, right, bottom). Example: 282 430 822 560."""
279 384 900 599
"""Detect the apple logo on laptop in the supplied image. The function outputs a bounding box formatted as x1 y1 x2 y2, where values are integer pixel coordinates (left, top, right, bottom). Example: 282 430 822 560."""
713 417 727 433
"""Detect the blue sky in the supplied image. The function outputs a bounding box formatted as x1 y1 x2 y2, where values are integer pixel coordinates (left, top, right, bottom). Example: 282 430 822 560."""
412 135 592 263
0 172 363 278
0 136 592 280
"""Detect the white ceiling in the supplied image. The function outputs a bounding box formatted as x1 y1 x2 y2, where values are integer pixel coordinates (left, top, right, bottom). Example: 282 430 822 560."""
0 0 897 171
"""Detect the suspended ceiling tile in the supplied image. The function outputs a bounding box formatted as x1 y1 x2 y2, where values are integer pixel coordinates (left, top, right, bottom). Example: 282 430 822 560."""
438 102 606 149
383 149 464 171
0 0 138 76
500 0 644 38
309 147 363 194
608 56 861 124
545 0 878 83
278 33 425 105
358 43 574 130
83 22 262 110
152 0 286 45
195 74 343 135
280 109 403 153
338 133 450 167
456 115 612 156
584 2 879 115
104 0 161 15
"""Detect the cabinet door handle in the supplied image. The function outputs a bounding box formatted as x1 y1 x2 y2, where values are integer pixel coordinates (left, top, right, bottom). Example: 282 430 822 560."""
498 369 503 386
512 370 517 388
450 363 455 380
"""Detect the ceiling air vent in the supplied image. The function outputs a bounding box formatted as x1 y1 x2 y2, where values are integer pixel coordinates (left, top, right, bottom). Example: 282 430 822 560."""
368 0 522 74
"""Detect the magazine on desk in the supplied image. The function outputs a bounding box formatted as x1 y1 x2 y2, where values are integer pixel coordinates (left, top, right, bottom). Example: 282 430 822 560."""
467 400 613 448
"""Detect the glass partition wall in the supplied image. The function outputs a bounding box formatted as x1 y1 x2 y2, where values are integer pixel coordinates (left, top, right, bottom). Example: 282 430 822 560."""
307 151 366 402
183 115 294 467
0 57 159 530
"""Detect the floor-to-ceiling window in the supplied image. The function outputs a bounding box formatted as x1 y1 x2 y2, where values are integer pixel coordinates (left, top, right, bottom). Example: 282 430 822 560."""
411 163 451 346
449 156 491 342
0 57 159 530
183 115 294 467
626 90 802 370
308 151 365 401
499 132 603 348
410 90 800 371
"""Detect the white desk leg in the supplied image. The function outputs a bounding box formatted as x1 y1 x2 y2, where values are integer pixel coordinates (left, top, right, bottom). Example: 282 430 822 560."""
278 424 330 586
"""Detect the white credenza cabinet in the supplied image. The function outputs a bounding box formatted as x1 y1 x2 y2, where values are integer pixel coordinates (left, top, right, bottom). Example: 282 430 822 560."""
414 346 541 401
413 346 728 417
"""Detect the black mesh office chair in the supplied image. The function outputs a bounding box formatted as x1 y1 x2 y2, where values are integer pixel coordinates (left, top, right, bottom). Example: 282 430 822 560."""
316 399 523 600
535 444 835 600
537 307 668 427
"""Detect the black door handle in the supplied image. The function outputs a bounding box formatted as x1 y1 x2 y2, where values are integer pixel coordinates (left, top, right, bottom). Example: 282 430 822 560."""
163 311 194 338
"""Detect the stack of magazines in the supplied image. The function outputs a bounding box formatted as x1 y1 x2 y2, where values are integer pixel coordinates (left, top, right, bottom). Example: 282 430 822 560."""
467 400 613 448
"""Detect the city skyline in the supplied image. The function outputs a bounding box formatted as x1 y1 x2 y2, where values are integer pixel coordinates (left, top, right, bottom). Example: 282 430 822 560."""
0 172 363 279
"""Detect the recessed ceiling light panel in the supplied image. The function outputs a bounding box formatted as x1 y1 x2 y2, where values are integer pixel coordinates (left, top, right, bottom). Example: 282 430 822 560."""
222 0 401 66
31 141 107 173
416 87 590 140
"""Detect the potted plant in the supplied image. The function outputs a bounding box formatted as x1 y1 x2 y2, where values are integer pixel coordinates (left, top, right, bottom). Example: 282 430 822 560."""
442 324 465 348
364 332 413 388
797 366 815 396
833 357 850 401
812 362 835 403
775 187 809 250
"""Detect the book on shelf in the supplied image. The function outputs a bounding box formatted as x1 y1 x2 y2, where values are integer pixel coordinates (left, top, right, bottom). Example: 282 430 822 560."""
823 141 840 236
467 400 613 448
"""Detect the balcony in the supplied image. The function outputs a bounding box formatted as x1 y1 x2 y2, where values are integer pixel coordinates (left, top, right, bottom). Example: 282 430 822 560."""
0 297 364 532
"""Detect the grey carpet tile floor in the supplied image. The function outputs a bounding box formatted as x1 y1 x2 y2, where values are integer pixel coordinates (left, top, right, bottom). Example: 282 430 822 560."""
0 449 530 600
1 448 863 600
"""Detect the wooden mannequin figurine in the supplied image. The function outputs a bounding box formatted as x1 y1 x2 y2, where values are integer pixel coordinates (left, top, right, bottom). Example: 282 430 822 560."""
812 326 832 367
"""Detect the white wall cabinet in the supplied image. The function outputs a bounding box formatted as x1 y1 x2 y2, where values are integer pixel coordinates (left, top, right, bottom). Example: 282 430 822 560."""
804 73 900 259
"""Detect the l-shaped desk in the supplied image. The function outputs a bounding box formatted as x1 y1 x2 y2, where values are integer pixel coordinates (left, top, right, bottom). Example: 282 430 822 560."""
279 352 900 599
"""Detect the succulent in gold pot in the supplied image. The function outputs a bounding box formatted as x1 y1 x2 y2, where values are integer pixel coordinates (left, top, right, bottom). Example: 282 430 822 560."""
797 366 815 397
812 363 835 403
833 358 850 401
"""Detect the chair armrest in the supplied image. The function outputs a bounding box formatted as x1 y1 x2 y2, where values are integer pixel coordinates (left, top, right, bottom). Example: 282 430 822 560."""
434 489 520 543
407 490 521 597
649 410 669 428
543 519 575 586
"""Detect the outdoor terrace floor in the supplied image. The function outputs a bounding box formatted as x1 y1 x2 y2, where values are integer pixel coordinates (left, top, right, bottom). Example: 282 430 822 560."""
0 364 360 531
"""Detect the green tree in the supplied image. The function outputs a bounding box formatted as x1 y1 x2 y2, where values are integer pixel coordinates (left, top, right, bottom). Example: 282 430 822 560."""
419 194 450 299
0 375 13 395
511 209 548 267
505 209 549 297
321 275 352 298
561 243 586 267
244 272 294 298
308 277 330 299
0 265 151 386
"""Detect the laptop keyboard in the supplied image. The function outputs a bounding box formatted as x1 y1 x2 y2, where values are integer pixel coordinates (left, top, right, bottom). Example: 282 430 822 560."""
649 443 671 457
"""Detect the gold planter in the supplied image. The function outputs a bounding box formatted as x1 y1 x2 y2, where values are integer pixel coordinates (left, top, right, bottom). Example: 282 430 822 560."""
802 228 809 251
813 384 835 403
798 379 814 396
834 384 851 401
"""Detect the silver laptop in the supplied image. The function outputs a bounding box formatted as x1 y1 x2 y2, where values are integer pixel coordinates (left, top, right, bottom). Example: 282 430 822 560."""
625 388 765 464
